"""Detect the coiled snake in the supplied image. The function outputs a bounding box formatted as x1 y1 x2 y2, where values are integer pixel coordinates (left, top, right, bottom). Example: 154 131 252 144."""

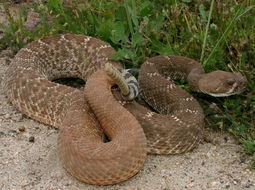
3 34 247 185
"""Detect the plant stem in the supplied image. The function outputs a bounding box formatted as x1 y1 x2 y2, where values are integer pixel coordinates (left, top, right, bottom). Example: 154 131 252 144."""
124 0 134 35
204 4 254 65
200 0 214 64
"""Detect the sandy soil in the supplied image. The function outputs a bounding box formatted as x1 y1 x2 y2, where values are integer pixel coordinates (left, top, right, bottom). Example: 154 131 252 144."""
0 2 254 190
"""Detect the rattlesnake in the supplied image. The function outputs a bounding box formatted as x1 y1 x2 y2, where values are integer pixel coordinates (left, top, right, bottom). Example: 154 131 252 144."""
3 34 247 185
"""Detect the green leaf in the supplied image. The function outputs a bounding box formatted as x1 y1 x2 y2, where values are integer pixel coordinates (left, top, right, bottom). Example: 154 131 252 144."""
199 4 207 23
87 11 98 26
110 21 128 43
112 48 135 60
181 0 191 3
242 140 255 155
47 0 64 15
146 14 165 33
98 21 114 41
124 4 139 27
139 1 154 17
162 0 175 5
131 32 144 46
115 6 127 21
152 41 175 55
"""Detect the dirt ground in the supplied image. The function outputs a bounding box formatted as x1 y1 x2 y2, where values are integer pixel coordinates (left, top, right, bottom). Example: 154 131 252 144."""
0 2 255 190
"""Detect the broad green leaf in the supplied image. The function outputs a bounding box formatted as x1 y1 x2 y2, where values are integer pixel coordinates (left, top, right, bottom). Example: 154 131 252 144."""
116 6 127 21
112 48 135 60
139 1 154 17
98 21 114 41
110 21 127 43
131 32 144 46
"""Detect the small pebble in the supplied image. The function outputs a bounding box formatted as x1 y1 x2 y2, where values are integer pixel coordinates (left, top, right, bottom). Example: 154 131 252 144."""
240 156 246 164
187 183 196 188
18 126 25 132
209 103 221 113
224 136 229 142
5 114 11 119
211 181 218 186
7 130 17 135
28 136 35 142
207 181 219 188
13 114 23 122
233 179 241 185
245 183 253 188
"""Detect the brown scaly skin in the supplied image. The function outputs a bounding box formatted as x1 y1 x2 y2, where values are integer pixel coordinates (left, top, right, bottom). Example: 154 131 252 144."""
3 34 147 185
59 71 147 185
131 55 246 154
3 34 247 185
143 56 247 96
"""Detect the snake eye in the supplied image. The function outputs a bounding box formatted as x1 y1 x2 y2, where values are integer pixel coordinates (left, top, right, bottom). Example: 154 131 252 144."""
226 78 235 86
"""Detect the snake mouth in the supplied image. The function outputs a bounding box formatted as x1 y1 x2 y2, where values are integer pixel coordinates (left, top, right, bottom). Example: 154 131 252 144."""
204 92 237 97
201 86 246 97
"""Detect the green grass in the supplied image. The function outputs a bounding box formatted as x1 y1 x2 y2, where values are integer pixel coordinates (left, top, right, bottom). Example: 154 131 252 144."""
1 0 254 167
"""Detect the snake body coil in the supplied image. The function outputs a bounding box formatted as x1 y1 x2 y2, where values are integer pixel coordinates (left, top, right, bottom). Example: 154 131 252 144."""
3 34 247 185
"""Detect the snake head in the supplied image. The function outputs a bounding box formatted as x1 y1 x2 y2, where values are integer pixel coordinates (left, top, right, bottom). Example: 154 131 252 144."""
198 70 247 97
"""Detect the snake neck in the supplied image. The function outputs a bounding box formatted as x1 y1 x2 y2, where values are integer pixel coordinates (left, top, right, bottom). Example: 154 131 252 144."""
187 68 205 92
142 55 206 92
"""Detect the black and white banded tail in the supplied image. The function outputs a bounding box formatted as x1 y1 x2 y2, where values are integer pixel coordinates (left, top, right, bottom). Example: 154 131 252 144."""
104 63 139 100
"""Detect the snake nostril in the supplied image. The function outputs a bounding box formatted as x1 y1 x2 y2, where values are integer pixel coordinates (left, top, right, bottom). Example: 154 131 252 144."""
238 79 246 86
243 79 247 85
